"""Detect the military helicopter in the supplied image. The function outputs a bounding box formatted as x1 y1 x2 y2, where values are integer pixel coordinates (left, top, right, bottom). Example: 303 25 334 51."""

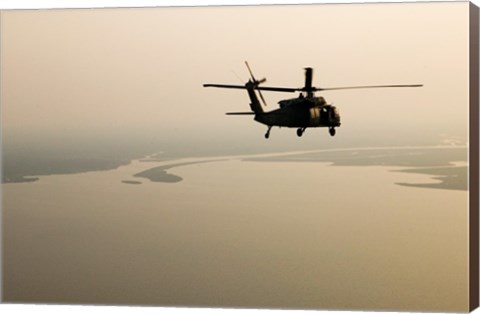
203 62 422 139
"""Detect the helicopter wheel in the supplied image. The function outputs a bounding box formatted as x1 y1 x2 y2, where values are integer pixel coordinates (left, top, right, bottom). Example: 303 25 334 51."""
329 127 336 136
265 126 272 139
297 128 305 137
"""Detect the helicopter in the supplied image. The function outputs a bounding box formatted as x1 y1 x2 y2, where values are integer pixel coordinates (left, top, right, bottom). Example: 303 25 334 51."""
203 62 423 139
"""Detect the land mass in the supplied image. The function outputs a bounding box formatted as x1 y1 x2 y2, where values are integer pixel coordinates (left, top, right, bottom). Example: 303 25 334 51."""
244 147 468 191
133 160 221 183
394 166 467 191
122 180 143 185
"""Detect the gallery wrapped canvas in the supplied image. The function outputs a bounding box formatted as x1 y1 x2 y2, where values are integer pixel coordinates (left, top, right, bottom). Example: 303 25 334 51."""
1 1 478 312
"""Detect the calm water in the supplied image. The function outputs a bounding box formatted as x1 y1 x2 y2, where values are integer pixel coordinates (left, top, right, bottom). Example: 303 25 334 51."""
2 149 469 311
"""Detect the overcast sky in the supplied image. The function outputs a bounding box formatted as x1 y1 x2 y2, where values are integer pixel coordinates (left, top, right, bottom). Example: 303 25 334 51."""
1 2 470 146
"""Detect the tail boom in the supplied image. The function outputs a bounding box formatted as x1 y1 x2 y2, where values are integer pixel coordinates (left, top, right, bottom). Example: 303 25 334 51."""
245 81 264 114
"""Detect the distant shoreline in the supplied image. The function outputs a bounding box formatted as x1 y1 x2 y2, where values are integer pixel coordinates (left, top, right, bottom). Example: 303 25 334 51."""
2 145 468 186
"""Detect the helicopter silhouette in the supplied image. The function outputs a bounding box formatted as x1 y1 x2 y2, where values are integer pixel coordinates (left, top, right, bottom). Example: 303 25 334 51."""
204 62 422 139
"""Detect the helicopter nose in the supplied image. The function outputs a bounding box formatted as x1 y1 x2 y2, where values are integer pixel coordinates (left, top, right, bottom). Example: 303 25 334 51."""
331 106 341 124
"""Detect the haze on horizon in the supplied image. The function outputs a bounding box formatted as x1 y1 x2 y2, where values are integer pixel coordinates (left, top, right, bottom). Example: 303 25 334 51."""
1 2 469 151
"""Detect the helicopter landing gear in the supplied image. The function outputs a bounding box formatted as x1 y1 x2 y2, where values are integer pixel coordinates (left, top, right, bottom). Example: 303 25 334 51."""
329 127 336 136
297 128 306 137
265 126 272 139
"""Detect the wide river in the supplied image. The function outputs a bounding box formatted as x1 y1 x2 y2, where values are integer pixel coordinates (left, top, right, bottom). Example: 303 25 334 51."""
2 148 469 311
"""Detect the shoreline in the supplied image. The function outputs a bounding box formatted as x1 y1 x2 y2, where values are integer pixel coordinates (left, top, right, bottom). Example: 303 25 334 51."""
2 145 468 187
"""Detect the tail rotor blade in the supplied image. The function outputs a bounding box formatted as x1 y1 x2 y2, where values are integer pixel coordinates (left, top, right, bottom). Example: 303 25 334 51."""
245 61 256 81
245 61 267 106
245 61 267 84
258 90 267 107
231 70 244 84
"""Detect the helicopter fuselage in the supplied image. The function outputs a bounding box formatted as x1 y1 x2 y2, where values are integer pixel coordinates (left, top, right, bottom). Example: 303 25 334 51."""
254 98 341 129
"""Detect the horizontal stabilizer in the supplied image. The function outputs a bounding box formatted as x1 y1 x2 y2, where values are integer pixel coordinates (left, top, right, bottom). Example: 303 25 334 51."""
226 112 256 115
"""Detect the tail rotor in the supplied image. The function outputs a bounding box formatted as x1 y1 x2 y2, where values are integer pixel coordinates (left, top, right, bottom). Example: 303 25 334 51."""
245 61 268 106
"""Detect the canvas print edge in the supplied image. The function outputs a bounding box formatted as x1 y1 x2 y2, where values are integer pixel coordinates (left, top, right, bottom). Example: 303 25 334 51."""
469 2 479 312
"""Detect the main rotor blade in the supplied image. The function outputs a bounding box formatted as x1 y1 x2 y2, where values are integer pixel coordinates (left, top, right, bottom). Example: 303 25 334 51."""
205 83 423 93
203 83 299 93
316 84 423 91
255 86 299 92
203 83 247 90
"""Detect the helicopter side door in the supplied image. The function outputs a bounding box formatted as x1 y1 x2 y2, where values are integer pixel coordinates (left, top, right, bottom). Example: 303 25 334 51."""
308 107 321 127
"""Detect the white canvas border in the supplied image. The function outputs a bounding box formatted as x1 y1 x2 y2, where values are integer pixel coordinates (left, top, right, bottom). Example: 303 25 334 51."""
0 1 477 314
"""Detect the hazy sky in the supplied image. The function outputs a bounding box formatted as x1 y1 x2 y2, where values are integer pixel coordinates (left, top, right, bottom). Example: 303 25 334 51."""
0 2 470 146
